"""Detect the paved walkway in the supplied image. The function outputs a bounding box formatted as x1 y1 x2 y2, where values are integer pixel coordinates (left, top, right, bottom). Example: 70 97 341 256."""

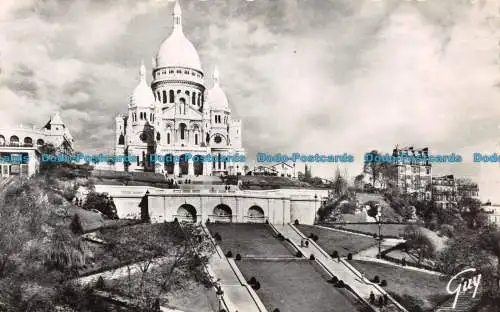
274 224 408 312
202 225 265 312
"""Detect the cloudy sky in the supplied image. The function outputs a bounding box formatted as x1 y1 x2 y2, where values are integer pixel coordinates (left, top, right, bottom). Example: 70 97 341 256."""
1 0 500 201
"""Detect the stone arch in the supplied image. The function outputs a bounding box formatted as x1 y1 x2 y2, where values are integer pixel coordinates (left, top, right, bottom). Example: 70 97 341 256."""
0 135 5 146
176 204 197 223
248 205 265 223
213 204 232 222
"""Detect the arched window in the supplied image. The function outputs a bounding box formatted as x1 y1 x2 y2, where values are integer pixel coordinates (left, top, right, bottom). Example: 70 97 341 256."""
195 133 198 145
118 134 125 145
36 139 44 147
24 137 33 147
197 93 201 106
185 90 190 97
161 90 166 103
157 91 160 102
192 92 196 105
0 135 5 146
180 123 186 140
156 132 160 141
169 90 174 103
10 135 19 146
167 132 171 144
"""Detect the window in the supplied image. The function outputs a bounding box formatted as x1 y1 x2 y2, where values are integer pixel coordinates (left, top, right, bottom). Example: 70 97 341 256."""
157 91 160 102
167 133 170 144
169 70 174 74
195 133 198 145
176 70 182 74
163 90 167 103
156 132 160 141
180 123 186 140
169 90 174 103
192 92 196 105
185 90 190 97
214 135 222 144
184 70 189 74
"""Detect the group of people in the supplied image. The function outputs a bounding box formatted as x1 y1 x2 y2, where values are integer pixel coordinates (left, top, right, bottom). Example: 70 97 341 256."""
300 238 310 247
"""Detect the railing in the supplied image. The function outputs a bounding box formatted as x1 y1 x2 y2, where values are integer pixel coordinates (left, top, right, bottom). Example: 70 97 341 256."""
208 215 233 223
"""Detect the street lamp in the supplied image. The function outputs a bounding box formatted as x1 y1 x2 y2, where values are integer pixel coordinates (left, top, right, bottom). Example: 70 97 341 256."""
216 285 224 312
376 205 382 258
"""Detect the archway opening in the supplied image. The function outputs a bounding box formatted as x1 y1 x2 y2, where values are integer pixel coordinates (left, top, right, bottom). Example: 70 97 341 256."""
176 204 197 223
194 154 203 176
248 205 265 223
164 153 174 174
179 153 189 175
213 204 232 223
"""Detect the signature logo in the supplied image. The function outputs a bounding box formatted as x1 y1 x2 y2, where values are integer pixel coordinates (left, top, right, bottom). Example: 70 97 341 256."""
446 268 481 309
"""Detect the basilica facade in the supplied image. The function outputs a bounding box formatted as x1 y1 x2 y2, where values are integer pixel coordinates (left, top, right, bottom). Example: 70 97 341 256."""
114 1 245 176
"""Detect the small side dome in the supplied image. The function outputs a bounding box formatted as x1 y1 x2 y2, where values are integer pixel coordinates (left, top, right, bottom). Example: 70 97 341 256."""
205 66 230 111
130 62 155 108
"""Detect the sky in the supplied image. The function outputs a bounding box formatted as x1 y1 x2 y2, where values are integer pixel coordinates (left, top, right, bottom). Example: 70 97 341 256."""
1 0 500 202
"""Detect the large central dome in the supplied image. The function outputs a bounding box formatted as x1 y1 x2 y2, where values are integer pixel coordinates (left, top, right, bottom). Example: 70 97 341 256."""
155 1 202 72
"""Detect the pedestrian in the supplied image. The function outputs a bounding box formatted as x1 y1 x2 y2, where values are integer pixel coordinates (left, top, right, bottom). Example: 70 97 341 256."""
300 238 304 247
305 239 309 247
378 296 383 307
369 291 375 304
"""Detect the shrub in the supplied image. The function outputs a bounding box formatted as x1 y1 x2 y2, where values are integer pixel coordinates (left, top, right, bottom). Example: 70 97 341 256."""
248 277 257 285
214 232 222 241
252 281 261 290
296 251 303 257
401 257 406 266
276 234 285 241
336 280 345 288
329 276 339 284
273 309 280 312
373 233 377 238
347 253 353 260
309 254 315 260
294 219 299 225
383 294 388 306
235 254 242 261
372 275 380 283
70 213 84 234
206 218 211 224
95 276 105 289
331 250 338 258
369 291 375 303
380 280 387 287
226 251 233 258
439 224 454 238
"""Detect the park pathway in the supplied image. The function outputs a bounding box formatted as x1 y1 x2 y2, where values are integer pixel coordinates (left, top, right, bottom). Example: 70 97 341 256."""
274 223 409 312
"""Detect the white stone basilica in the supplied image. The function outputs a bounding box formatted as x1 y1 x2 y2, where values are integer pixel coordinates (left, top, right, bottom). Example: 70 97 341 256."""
114 1 245 176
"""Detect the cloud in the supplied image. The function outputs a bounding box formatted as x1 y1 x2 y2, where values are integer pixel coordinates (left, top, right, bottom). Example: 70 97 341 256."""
1 0 499 201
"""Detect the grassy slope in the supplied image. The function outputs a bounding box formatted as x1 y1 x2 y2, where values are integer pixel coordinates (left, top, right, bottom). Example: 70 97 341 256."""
207 223 293 257
296 224 377 255
238 259 359 312
352 260 449 311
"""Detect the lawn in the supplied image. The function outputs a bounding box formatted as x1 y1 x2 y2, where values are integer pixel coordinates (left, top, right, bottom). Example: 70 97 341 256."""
296 224 377 255
325 223 408 238
237 259 359 312
352 260 450 311
207 223 294 257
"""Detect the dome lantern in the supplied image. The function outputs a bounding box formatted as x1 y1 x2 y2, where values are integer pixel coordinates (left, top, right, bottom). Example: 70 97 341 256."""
155 0 202 72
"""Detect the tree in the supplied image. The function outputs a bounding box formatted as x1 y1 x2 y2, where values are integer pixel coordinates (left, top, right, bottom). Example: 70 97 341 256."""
332 167 348 196
83 191 118 219
363 150 397 191
403 226 435 264
69 213 84 234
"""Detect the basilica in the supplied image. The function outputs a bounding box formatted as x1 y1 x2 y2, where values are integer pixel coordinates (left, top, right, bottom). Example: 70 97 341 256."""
114 1 245 177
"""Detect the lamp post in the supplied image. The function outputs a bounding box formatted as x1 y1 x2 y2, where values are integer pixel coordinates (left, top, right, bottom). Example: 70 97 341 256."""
376 205 382 258
216 285 224 312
